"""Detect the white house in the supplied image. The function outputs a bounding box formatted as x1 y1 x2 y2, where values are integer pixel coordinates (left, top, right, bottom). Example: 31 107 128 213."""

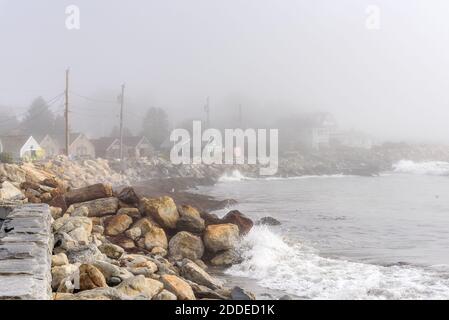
92 136 154 159
37 134 61 158
69 133 96 159
0 135 44 161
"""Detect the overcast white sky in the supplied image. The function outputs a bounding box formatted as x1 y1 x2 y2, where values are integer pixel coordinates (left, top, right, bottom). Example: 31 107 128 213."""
1 0 449 142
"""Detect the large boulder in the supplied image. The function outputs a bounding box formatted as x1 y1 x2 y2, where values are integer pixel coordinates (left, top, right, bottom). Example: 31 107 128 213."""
53 216 92 246
65 243 106 264
118 187 140 205
0 181 24 201
154 289 177 300
117 207 141 219
52 253 69 267
176 205 205 233
61 287 130 300
161 275 196 300
181 260 223 290
105 214 133 236
98 243 125 260
200 211 221 226
131 217 160 235
116 275 163 299
79 264 108 290
169 231 204 260
93 260 133 281
203 224 239 252
126 260 158 277
140 196 179 229
51 264 78 290
71 197 119 217
210 249 241 266
144 226 168 250
65 183 113 206
53 216 92 234
69 205 89 217
125 227 142 240
221 210 253 235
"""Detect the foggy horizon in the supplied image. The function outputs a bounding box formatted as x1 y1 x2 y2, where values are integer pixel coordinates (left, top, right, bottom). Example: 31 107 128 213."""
1 0 449 144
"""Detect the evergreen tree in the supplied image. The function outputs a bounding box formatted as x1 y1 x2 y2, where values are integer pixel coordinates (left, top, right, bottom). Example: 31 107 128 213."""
141 107 169 148
20 97 56 136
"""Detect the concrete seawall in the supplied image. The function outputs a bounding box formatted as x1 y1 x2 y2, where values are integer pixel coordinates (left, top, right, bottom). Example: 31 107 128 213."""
0 204 54 300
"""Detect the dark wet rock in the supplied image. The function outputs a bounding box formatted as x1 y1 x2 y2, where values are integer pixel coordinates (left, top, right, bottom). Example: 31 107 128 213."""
199 211 221 226
176 205 205 233
107 276 122 287
118 187 140 205
256 216 281 226
221 210 253 235
231 286 256 300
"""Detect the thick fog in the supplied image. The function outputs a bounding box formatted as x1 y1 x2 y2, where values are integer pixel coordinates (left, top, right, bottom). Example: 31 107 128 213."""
1 0 449 143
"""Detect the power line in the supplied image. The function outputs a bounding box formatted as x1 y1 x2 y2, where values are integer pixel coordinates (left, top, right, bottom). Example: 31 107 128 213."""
1 93 66 133
70 91 117 104
0 92 64 126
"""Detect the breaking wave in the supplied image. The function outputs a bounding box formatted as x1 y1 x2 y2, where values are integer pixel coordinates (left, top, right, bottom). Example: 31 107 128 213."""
392 160 449 176
218 170 253 182
226 226 449 299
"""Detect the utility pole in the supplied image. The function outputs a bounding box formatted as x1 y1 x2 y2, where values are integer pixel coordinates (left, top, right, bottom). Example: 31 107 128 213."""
204 97 210 128
65 69 70 157
119 83 125 161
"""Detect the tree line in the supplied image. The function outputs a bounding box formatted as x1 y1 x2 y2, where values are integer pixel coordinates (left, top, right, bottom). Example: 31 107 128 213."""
0 97 170 149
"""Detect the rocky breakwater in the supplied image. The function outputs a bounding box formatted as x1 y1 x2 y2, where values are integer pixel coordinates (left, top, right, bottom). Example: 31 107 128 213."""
44 182 255 300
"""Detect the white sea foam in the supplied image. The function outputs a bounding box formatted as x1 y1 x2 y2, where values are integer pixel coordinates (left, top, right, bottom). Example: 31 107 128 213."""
263 174 350 180
226 226 449 299
393 160 449 176
218 170 350 182
218 170 252 182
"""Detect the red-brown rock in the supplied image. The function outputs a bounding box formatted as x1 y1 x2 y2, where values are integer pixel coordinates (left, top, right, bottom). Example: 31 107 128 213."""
221 210 253 235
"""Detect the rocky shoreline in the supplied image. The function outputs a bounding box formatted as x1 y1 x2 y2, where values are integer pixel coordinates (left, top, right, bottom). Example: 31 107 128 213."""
3 143 449 300
0 162 257 300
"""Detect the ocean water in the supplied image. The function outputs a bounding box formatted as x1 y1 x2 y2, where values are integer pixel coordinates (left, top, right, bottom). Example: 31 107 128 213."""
196 160 449 299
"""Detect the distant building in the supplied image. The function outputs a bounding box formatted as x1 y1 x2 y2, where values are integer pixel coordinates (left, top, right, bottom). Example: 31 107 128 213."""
92 136 154 159
0 135 44 161
291 112 338 151
69 133 96 159
332 130 373 149
91 137 120 159
37 134 61 158
123 136 154 158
